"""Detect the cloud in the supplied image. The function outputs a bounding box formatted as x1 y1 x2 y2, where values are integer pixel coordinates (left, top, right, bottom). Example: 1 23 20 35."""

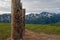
0 0 60 14
21 0 60 13
0 0 11 13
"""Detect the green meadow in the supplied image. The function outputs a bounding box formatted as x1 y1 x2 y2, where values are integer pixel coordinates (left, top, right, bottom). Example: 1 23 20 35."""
0 23 60 40
0 23 11 40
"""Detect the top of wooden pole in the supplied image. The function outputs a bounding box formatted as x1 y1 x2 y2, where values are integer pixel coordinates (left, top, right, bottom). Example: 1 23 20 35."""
12 0 22 10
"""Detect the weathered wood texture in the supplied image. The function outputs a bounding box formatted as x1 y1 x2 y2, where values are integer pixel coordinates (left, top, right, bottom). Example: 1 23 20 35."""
11 0 25 40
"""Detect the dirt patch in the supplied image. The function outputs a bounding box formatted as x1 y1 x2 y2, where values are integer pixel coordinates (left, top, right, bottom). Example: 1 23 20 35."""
23 30 60 40
7 30 60 40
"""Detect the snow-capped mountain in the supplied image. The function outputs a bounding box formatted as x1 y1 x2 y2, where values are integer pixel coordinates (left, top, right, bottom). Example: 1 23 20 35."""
0 12 60 24
25 12 60 24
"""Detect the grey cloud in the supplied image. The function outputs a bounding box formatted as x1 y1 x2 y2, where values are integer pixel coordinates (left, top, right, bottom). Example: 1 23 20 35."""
0 6 11 12
0 0 60 13
0 0 11 12
22 0 60 8
22 0 60 13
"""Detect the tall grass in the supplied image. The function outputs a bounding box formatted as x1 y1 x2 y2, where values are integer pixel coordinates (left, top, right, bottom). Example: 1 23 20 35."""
0 23 11 40
0 23 60 40
25 24 60 35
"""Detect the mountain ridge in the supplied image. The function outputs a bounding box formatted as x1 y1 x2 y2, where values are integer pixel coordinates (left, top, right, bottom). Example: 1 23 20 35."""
0 12 60 24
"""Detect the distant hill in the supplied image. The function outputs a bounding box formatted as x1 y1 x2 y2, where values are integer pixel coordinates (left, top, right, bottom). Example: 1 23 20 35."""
0 12 60 24
25 12 60 24
0 14 11 23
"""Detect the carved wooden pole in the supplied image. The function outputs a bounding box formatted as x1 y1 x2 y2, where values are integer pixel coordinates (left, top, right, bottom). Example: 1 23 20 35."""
11 0 25 40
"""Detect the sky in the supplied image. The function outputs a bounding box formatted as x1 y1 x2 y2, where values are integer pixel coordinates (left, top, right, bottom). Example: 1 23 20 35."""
0 0 60 14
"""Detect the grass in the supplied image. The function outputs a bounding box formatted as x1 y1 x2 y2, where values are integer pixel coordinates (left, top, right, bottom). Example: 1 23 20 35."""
26 24 60 35
0 23 60 40
0 23 11 40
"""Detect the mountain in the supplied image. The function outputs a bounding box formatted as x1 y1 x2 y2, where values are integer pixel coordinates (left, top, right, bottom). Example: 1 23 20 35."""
0 12 60 24
0 14 11 23
25 12 60 24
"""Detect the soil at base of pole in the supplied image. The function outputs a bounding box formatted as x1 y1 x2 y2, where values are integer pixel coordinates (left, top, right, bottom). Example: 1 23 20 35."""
7 30 60 40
